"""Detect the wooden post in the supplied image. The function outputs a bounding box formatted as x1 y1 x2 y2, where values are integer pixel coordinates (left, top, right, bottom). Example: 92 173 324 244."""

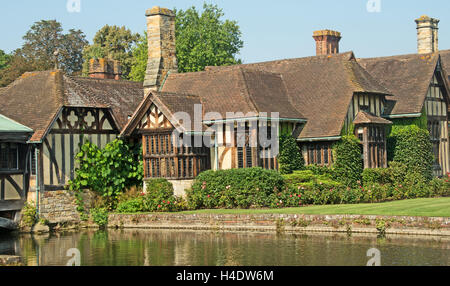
363 126 370 169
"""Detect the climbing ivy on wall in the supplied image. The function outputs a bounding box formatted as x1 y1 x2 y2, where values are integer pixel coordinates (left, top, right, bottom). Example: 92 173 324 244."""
387 108 429 162
387 125 434 180
278 134 305 175
68 139 143 211
386 107 428 135
332 135 363 186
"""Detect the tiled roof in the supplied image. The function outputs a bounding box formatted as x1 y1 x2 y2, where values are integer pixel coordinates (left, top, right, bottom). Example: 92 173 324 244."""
65 76 144 128
353 111 392 125
358 53 440 116
165 52 391 139
162 67 305 121
0 70 143 142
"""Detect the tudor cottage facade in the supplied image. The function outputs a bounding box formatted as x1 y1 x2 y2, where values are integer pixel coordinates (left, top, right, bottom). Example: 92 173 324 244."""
0 7 449 221
122 8 449 194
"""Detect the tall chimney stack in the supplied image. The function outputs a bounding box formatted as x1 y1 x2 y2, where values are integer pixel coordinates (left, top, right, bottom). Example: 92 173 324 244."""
144 6 178 94
313 30 342 56
415 15 439 54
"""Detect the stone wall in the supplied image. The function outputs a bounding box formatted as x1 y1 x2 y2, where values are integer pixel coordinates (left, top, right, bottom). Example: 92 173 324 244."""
38 190 95 224
108 213 450 236
168 179 193 197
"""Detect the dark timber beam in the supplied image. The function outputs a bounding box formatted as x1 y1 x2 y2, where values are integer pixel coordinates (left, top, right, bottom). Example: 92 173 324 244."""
0 200 25 212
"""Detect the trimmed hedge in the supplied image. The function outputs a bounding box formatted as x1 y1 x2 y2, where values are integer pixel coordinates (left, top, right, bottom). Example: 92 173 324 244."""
283 170 342 189
278 134 305 174
362 162 408 185
332 135 363 186
116 179 185 213
186 167 286 209
305 165 335 177
388 125 434 180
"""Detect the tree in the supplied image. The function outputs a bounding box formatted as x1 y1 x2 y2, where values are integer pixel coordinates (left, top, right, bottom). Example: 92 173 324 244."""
0 51 36 87
20 20 88 73
129 33 148 82
0 50 11 71
82 25 139 79
175 4 243 72
129 3 244 81
0 20 88 86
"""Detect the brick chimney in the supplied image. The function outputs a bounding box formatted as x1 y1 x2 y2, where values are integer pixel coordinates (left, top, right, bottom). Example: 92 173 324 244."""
89 58 122 80
144 6 178 93
313 30 342 56
415 15 439 54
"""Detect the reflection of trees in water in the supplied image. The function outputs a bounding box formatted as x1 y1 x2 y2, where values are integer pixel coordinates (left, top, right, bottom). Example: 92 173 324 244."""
4 229 450 266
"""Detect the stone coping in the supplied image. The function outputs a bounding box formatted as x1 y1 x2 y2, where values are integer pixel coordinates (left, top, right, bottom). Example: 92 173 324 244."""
108 213 450 237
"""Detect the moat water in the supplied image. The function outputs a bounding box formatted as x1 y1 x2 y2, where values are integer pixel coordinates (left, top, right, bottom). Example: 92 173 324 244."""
0 229 449 266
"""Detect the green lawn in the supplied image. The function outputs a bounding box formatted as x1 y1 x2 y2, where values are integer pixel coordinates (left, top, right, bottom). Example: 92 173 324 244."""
179 197 450 217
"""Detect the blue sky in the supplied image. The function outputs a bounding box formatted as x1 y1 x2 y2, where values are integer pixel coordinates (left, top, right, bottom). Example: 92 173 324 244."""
1 0 450 63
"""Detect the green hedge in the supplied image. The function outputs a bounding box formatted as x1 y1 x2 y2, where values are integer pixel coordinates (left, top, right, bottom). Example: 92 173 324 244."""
332 135 363 186
116 179 185 213
305 165 335 177
282 176 449 207
388 125 434 180
362 162 408 185
186 167 286 209
278 134 305 174
283 170 341 189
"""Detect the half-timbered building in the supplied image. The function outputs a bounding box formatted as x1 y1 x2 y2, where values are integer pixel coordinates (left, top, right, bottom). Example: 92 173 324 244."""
0 114 32 218
0 66 143 216
120 8 450 195
359 52 450 176
1 6 450 219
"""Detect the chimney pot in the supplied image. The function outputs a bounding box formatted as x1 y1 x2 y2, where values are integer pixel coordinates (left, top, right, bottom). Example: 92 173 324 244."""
415 15 439 54
313 30 342 56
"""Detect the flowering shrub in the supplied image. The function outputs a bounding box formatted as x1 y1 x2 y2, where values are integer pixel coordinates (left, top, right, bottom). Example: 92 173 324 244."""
186 168 285 209
116 179 186 213
273 173 449 208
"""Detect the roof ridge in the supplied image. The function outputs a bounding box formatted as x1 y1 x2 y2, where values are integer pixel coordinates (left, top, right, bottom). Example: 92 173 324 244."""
197 51 356 73
359 52 440 62
70 76 143 85
155 91 200 98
